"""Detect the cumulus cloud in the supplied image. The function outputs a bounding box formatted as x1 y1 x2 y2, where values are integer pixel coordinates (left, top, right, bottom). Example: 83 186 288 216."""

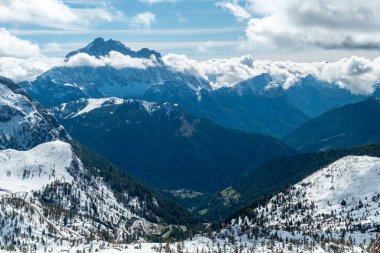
0 28 40 58
247 0 380 49
0 28 158 83
130 12 156 29
216 1 251 22
216 0 380 50
2 46 380 95
0 56 61 82
65 51 157 69
163 53 380 94
0 50 160 83
0 0 122 29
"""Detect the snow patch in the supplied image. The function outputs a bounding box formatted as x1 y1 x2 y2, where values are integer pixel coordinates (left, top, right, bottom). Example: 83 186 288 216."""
74 97 124 117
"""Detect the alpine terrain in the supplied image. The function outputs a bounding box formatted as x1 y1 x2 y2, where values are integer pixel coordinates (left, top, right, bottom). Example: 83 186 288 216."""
2 1 380 251
0 77 199 252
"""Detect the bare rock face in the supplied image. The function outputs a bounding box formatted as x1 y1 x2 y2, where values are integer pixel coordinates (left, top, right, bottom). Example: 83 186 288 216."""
0 76 68 150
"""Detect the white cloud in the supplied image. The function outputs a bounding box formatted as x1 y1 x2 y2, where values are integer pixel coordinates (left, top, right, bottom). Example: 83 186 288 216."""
216 0 251 22
0 0 122 29
130 12 156 29
215 0 380 50
139 0 178 5
163 54 380 94
242 0 380 50
0 56 61 82
0 28 40 58
65 51 157 69
0 51 159 83
0 28 60 81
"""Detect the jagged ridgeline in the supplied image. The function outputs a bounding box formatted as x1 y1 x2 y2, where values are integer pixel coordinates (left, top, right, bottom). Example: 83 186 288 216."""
0 76 200 252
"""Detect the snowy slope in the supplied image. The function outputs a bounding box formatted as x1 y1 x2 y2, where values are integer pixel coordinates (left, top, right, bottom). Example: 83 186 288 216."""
0 141 164 252
251 155 380 246
0 76 67 150
52 97 170 119
134 155 379 253
0 141 73 194
75 97 124 116
198 155 380 253
54 97 124 118
297 156 380 219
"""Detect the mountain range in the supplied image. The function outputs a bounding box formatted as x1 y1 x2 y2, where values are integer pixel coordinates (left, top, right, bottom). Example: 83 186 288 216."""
0 77 199 250
51 97 295 193
19 38 374 137
2 37 380 252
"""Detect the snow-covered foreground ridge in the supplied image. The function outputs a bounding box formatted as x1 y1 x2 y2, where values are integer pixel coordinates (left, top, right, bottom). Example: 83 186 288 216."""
141 155 380 253
103 156 379 253
0 141 163 252
205 155 380 253
1 148 378 252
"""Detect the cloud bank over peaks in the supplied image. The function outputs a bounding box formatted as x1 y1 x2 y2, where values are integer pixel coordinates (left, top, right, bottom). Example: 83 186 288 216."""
0 29 159 82
163 53 380 94
0 50 160 82
65 51 157 69
0 28 378 95
0 56 61 83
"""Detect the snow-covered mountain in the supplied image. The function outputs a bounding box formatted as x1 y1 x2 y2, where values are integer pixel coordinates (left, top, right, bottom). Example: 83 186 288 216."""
0 76 68 150
159 155 380 253
233 74 367 118
18 38 311 137
204 155 380 252
17 38 372 137
232 73 282 96
65 37 163 62
0 76 198 252
0 141 164 252
19 38 210 108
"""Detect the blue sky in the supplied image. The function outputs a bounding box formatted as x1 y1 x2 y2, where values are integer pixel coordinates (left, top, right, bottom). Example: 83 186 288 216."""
3 0 248 59
1 0 378 61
